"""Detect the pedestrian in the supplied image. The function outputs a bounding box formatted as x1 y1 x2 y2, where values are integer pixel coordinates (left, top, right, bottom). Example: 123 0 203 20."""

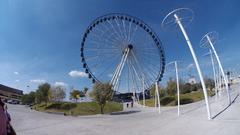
0 97 8 135
4 104 16 135
126 103 129 108
4 105 11 122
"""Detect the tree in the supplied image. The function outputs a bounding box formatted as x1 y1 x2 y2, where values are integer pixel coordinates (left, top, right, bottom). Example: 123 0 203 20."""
91 82 114 114
205 78 215 90
21 91 36 105
50 86 66 102
166 78 177 96
35 83 51 105
181 83 192 94
83 87 88 95
150 85 166 98
70 90 81 102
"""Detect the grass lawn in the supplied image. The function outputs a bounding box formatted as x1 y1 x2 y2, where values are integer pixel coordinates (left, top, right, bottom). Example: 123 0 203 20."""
34 101 123 116
140 90 215 107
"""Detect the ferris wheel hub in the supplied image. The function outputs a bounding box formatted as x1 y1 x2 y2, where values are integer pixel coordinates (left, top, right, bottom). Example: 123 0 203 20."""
128 44 133 50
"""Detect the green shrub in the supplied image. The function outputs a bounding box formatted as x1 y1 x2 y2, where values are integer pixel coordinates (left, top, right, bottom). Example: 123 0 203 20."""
160 96 175 105
175 98 193 105
46 102 62 109
45 102 77 110
61 102 77 110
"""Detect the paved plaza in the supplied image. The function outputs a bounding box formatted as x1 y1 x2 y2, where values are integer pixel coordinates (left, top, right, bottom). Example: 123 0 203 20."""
9 85 240 135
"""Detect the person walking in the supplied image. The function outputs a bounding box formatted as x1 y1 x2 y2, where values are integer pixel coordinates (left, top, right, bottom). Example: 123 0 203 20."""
4 105 11 123
0 98 8 135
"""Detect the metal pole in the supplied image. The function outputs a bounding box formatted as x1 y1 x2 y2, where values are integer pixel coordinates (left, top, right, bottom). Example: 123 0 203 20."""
175 61 180 116
174 14 211 120
209 49 218 99
155 82 161 113
207 35 231 104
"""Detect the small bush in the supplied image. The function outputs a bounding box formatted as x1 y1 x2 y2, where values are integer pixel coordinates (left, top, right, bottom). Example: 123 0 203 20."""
175 98 193 105
160 96 175 106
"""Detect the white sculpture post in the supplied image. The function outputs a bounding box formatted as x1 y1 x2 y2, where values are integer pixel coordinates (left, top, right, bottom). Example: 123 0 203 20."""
166 61 181 116
155 82 161 113
209 49 217 98
175 61 180 116
206 35 231 104
174 14 211 120
162 8 211 120
200 31 231 104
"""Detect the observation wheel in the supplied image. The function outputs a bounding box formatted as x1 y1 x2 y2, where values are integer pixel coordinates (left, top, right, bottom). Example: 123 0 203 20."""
80 13 165 93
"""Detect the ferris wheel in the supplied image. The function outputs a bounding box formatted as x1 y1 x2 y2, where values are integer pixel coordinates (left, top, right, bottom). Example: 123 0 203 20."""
80 13 165 93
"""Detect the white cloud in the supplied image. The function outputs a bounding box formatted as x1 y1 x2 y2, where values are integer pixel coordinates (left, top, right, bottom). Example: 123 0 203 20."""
54 82 67 87
68 70 88 78
30 79 46 84
187 63 194 69
14 72 19 75
15 80 20 82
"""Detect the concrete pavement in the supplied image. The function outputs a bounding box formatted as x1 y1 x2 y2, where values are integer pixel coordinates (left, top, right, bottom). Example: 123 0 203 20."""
9 84 240 135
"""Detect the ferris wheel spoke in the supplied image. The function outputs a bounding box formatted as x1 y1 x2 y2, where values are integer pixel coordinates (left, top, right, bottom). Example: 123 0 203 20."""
106 20 123 41
129 59 142 86
88 32 120 49
102 29 125 49
98 22 122 43
127 59 137 93
141 60 161 74
92 26 120 45
142 64 159 81
84 55 100 61
88 53 120 71
129 61 141 92
131 52 155 87
130 59 151 89
84 48 119 51
133 60 153 87
129 24 139 44
121 19 128 41
127 21 133 42
140 51 160 56
114 17 126 41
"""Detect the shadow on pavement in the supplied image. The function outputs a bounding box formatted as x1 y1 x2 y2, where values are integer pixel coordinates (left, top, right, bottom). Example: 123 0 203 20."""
110 110 141 115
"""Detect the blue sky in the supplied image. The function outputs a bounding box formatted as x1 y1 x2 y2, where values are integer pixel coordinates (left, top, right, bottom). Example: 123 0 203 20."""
0 0 240 94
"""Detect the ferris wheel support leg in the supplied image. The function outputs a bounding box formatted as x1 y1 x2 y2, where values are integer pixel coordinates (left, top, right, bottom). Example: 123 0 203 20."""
142 79 146 107
155 82 161 113
111 62 121 84
175 62 180 116
111 54 125 85
219 69 222 96
207 35 231 104
174 14 211 120
209 49 218 100
155 89 157 109
111 49 130 90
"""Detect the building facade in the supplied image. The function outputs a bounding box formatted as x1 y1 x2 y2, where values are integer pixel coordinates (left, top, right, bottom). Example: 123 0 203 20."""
0 84 23 101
